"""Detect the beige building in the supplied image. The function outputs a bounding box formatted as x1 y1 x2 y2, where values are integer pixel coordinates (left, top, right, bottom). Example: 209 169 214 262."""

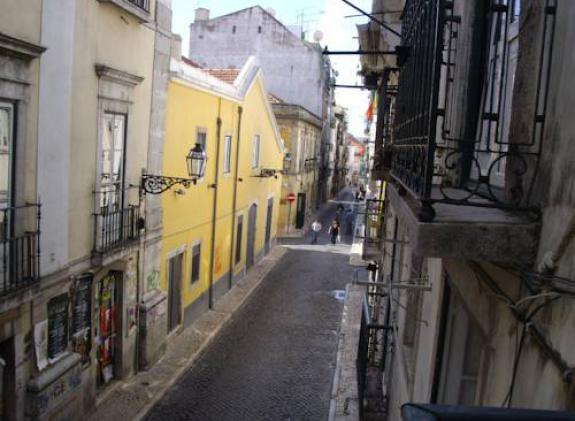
0 1 45 419
348 0 575 419
273 102 322 235
0 0 171 419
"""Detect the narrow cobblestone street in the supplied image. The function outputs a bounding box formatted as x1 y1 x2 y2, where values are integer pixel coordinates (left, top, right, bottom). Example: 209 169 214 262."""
144 191 356 421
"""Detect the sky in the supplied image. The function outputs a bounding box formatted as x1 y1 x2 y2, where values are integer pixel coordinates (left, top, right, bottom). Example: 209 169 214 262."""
171 0 372 137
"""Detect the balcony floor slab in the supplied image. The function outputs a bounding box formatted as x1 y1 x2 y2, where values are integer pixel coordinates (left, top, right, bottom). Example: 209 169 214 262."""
388 184 540 264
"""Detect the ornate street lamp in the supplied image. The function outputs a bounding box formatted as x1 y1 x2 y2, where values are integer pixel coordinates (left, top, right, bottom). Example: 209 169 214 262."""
141 143 207 194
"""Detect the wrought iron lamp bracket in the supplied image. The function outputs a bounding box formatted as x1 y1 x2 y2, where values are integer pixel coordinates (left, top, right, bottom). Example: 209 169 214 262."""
141 174 197 195
252 168 283 179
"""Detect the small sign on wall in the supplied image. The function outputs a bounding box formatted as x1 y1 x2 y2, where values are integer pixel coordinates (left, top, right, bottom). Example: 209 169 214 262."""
34 320 48 371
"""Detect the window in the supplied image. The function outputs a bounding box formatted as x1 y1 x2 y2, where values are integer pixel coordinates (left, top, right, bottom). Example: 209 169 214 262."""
190 242 201 285
437 285 485 405
196 128 207 150
47 294 69 361
235 215 243 264
223 135 232 174
100 113 126 213
0 102 13 209
232 25 236 34
252 135 260 168
127 0 149 11
258 26 262 34
511 0 521 22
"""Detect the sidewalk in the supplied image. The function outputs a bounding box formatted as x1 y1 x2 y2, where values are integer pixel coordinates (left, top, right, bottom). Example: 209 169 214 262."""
88 246 287 421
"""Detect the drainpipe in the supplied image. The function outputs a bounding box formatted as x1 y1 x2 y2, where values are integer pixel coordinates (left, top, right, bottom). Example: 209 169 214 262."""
228 106 243 290
208 100 222 309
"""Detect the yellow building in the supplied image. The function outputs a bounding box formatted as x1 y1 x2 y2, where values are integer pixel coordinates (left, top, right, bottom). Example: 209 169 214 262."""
161 53 283 330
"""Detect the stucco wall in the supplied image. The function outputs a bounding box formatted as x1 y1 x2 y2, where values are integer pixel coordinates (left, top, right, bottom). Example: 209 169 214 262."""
67 0 155 263
189 6 325 118
162 68 282 321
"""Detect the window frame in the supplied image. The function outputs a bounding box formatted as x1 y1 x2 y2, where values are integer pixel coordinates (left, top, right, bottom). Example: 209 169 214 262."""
99 112 127 213
0 101 14 210
223 134 232 174
190 241 201 286
252 135 260 169
235 215 243 265
196 127 207 150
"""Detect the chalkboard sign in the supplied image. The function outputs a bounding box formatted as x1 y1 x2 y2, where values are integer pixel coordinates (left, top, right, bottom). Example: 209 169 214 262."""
72 274 92 334
47 293 69 359
72 274 92 364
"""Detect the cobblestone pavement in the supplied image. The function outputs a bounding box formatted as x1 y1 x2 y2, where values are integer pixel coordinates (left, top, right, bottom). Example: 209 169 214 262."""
144 191 356 421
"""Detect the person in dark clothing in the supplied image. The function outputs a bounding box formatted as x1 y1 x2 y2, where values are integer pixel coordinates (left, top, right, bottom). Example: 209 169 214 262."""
328 220 340 245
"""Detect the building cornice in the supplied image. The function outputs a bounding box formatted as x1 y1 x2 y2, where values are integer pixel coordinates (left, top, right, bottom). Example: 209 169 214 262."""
0 32 46 59
95 64 144 86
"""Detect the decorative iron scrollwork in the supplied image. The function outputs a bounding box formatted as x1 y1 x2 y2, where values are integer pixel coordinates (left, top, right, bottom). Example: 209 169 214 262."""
252 168 282 178
141 174 196 195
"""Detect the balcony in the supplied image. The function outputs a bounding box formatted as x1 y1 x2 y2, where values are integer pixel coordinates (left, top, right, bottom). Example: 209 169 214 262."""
0 204 41 297
361 199 385 260
93 205 141 255
379 0 555 264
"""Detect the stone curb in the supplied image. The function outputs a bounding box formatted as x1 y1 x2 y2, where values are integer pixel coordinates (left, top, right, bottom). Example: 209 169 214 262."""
88 246 287 421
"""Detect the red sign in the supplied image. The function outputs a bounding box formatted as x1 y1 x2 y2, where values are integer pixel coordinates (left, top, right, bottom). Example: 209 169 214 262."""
287 193 296 202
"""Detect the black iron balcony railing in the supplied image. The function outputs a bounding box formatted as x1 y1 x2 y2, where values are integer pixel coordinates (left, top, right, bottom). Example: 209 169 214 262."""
0 204 41 296
357 291 389 418
93 205 141 254
127 0 149 11
389 0 556 221
363 199 385 252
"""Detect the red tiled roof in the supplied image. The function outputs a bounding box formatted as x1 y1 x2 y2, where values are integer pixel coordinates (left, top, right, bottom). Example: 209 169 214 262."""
204 68 241 85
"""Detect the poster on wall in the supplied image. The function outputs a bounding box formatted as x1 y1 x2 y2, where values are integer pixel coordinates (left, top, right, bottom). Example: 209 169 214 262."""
34 320 48 371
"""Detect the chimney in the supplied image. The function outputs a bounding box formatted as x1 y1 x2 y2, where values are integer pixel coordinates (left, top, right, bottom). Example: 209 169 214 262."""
170 34 182 60
194 8 210 22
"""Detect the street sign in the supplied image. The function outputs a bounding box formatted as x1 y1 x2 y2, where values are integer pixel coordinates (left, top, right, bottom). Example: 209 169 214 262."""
287 193 296 202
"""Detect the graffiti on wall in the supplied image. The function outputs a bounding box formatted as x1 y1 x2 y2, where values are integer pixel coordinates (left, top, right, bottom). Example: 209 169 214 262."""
214 243 223 275
147 269 160 292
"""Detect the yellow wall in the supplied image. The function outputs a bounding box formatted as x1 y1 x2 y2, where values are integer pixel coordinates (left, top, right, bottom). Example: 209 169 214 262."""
162 72 283 316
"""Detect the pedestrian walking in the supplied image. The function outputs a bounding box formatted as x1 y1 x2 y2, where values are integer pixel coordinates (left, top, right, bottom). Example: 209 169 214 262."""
310 220 322 244
328 220 340 245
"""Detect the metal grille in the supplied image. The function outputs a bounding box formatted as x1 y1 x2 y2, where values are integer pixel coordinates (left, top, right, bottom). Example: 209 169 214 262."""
389 0 556 220
127 0 149 11
391 0 443 213
363 199 385 255
94 205 140 253
0 204 41 296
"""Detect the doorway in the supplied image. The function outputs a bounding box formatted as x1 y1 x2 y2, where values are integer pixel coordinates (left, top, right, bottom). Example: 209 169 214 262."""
167 252 183 332
295 192 306 229
264 198 273 254
96 271 122 386
246 203 257 269
0 337 15 419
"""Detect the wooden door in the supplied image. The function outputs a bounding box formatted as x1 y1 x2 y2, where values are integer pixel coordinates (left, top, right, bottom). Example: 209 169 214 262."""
167 253 183 332
246 204 257 269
